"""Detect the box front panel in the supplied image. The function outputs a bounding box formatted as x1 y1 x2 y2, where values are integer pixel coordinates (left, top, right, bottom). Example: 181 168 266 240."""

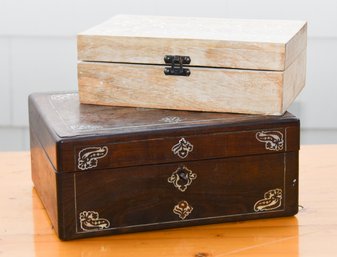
78 62 283 115
61 152 298 239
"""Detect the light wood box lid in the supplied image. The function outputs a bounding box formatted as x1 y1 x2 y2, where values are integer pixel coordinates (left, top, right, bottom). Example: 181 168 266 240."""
78 15 307 71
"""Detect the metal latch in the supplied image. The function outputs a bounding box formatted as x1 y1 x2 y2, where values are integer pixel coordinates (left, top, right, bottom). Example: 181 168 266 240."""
164 55 191 76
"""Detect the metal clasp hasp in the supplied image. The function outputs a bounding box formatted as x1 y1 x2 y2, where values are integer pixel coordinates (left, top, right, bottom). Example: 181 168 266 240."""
163 55 191 76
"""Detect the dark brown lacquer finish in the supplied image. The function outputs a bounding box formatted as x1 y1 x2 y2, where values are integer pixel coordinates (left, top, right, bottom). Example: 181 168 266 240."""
29 92 300 240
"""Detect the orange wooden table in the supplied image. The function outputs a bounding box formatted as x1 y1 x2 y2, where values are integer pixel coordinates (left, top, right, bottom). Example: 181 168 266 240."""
1 145 337 257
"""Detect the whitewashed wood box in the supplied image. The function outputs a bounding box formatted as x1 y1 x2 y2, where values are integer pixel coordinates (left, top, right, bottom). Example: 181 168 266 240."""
77 15 307 115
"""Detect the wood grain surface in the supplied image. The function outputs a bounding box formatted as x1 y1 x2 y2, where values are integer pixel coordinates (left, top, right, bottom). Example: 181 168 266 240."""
1 145 337 256
78 48 305 115
29 92 300 240
78 61 284 115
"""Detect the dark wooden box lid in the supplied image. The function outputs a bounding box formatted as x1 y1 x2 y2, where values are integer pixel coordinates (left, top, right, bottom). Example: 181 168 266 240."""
29 92 299 173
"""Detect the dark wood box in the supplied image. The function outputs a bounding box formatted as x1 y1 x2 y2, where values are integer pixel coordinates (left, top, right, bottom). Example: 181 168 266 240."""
29 92 300 240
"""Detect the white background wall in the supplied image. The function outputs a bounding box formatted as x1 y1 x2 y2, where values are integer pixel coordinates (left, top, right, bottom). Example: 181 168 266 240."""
0 0 337 150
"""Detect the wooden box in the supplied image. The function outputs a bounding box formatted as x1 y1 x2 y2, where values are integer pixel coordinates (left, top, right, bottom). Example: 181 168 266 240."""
29 92 300 240
77 15 307 115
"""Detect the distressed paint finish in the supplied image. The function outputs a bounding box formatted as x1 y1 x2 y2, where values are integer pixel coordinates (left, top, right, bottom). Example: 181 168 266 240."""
78 15 307 71
78 62 288 115
77 15 307 115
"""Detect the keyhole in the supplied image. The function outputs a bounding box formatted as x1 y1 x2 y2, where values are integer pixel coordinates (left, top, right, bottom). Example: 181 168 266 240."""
178 170 188 181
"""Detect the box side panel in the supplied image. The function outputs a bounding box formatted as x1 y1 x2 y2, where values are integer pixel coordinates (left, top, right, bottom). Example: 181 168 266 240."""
284 151 299 216
78 35 285 71
61 151 298 240
29 94 59 170
30 132 60 236
56 171 76 240
285 22 307 69
78 62 283 115
282 49 306 112
286 124 301 152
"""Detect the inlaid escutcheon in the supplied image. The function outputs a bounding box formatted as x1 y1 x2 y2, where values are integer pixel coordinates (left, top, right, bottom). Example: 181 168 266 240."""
167 166 197 192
